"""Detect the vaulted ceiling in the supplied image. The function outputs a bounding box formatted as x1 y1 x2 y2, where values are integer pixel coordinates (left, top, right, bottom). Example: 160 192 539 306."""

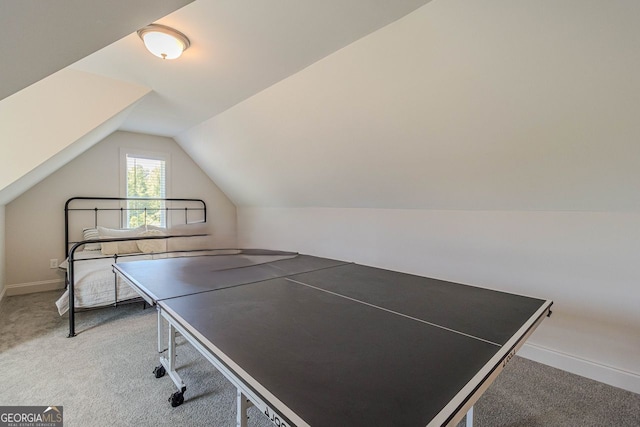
0 0 194 101
71 0 433 137
0 0 431 204
2 0 639 212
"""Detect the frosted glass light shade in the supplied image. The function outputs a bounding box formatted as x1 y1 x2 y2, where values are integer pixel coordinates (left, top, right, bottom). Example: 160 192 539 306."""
137 24 190 60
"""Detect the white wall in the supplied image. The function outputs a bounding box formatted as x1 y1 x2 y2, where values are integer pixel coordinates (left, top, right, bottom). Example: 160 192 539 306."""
5 131 237 290
179 0 640 393
238 208 640 392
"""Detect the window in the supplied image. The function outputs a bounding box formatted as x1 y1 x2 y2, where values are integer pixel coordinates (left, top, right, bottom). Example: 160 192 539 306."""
122 151 169 228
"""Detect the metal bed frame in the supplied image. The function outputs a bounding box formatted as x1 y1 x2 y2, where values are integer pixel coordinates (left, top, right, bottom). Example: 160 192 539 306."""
64 196 207 337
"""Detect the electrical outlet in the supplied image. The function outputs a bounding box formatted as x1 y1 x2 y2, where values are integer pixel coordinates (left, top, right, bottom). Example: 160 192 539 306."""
49 259 58 269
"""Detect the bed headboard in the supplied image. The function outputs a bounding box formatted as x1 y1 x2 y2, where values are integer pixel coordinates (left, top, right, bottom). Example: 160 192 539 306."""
64 196 207 256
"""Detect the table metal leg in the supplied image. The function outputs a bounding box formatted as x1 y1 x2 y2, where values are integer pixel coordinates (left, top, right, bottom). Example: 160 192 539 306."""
236 389 253 427
157 307 165 354
465 406 474 427
160 319 186 406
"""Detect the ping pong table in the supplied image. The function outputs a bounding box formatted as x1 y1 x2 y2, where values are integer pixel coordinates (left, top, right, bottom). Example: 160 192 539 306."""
113 250 552 427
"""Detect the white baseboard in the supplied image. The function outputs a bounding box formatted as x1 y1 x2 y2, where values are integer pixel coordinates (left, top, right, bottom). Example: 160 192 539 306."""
518 342 640 395
6 279 65 296
0 285 6 303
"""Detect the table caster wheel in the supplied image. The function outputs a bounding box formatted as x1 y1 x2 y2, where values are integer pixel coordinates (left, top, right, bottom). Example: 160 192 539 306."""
153 365 166 378
169 390 184 407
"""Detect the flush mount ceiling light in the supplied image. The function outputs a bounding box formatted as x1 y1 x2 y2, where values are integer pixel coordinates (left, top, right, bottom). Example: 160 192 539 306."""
137 24 191 60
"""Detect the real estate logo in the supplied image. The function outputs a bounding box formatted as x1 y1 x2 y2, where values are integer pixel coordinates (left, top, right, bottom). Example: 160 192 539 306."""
0 406 63 427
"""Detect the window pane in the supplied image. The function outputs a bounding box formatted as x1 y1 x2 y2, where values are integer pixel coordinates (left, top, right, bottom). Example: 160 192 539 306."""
125 155 166 228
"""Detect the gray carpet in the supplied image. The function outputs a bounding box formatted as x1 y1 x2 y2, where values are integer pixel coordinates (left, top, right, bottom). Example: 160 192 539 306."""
1 290 638 427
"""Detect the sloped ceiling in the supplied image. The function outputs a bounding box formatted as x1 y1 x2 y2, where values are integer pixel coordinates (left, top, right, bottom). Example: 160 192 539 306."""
0 0 432 204
0 0 192 204
0 0 194 101
177 0 640 211
0 69 150 205
3 0 639 212
71 0 433 137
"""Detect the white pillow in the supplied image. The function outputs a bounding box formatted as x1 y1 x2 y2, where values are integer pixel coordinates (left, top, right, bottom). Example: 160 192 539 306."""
166 223 211 251
136 229 167 253
97 226 144 255
82 228 101 251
